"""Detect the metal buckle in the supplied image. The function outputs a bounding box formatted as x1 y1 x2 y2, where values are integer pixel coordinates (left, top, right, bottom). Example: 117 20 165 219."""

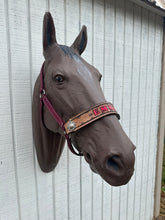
39 89 46 99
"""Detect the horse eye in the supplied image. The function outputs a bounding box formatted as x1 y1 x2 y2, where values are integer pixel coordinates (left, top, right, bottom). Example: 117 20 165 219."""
99 75 102 82
55 75 64 83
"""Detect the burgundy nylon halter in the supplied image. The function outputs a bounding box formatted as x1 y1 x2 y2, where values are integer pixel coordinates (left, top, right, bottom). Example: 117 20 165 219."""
39 63 83 156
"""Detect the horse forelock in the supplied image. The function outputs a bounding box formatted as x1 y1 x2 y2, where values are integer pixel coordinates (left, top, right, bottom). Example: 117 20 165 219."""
59 45 79 59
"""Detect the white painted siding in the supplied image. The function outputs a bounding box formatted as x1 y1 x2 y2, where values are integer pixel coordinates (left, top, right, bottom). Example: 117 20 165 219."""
0 0 163 220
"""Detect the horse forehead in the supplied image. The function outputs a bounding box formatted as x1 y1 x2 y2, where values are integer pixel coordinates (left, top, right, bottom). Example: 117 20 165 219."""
71 55 93 80
53 54 93 80
59 45 93 78
48 46 94 80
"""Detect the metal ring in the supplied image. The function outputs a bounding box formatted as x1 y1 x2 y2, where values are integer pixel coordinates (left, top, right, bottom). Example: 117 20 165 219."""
39 89 46 99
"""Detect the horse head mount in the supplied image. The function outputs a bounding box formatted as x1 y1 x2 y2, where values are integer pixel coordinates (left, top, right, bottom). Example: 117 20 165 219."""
32 12 136 186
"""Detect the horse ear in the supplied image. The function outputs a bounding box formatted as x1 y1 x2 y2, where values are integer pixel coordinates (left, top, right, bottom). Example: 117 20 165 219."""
43 12 57 52
71 25 87 55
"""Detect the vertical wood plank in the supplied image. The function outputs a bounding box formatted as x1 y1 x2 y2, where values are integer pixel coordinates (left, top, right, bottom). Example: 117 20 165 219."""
80 0 93 219
144 13 157 220
0 0 20 219
139 11 155 220
92 0 104 219
103 0 115 105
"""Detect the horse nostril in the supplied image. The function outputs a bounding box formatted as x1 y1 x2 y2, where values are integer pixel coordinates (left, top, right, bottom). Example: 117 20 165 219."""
107 155 120 171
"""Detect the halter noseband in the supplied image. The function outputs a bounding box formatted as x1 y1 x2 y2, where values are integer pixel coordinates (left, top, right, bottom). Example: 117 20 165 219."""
39 63 120 156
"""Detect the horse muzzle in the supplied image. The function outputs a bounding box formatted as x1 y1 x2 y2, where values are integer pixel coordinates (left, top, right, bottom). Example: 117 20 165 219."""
82 138 136 186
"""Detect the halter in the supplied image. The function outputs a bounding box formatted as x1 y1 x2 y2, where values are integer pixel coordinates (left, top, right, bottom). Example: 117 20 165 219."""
39 63 120 156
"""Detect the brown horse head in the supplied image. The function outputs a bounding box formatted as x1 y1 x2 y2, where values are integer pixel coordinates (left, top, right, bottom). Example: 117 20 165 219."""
32 12 135 186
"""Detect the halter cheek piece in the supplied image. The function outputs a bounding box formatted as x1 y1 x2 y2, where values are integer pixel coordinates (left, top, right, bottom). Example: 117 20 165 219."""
39 63 120 156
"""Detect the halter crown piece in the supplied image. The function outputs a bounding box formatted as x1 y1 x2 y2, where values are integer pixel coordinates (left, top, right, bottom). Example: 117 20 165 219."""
39 63 120 156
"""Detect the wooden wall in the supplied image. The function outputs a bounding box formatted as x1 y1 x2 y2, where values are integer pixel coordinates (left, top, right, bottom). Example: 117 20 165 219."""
0 0 163 219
